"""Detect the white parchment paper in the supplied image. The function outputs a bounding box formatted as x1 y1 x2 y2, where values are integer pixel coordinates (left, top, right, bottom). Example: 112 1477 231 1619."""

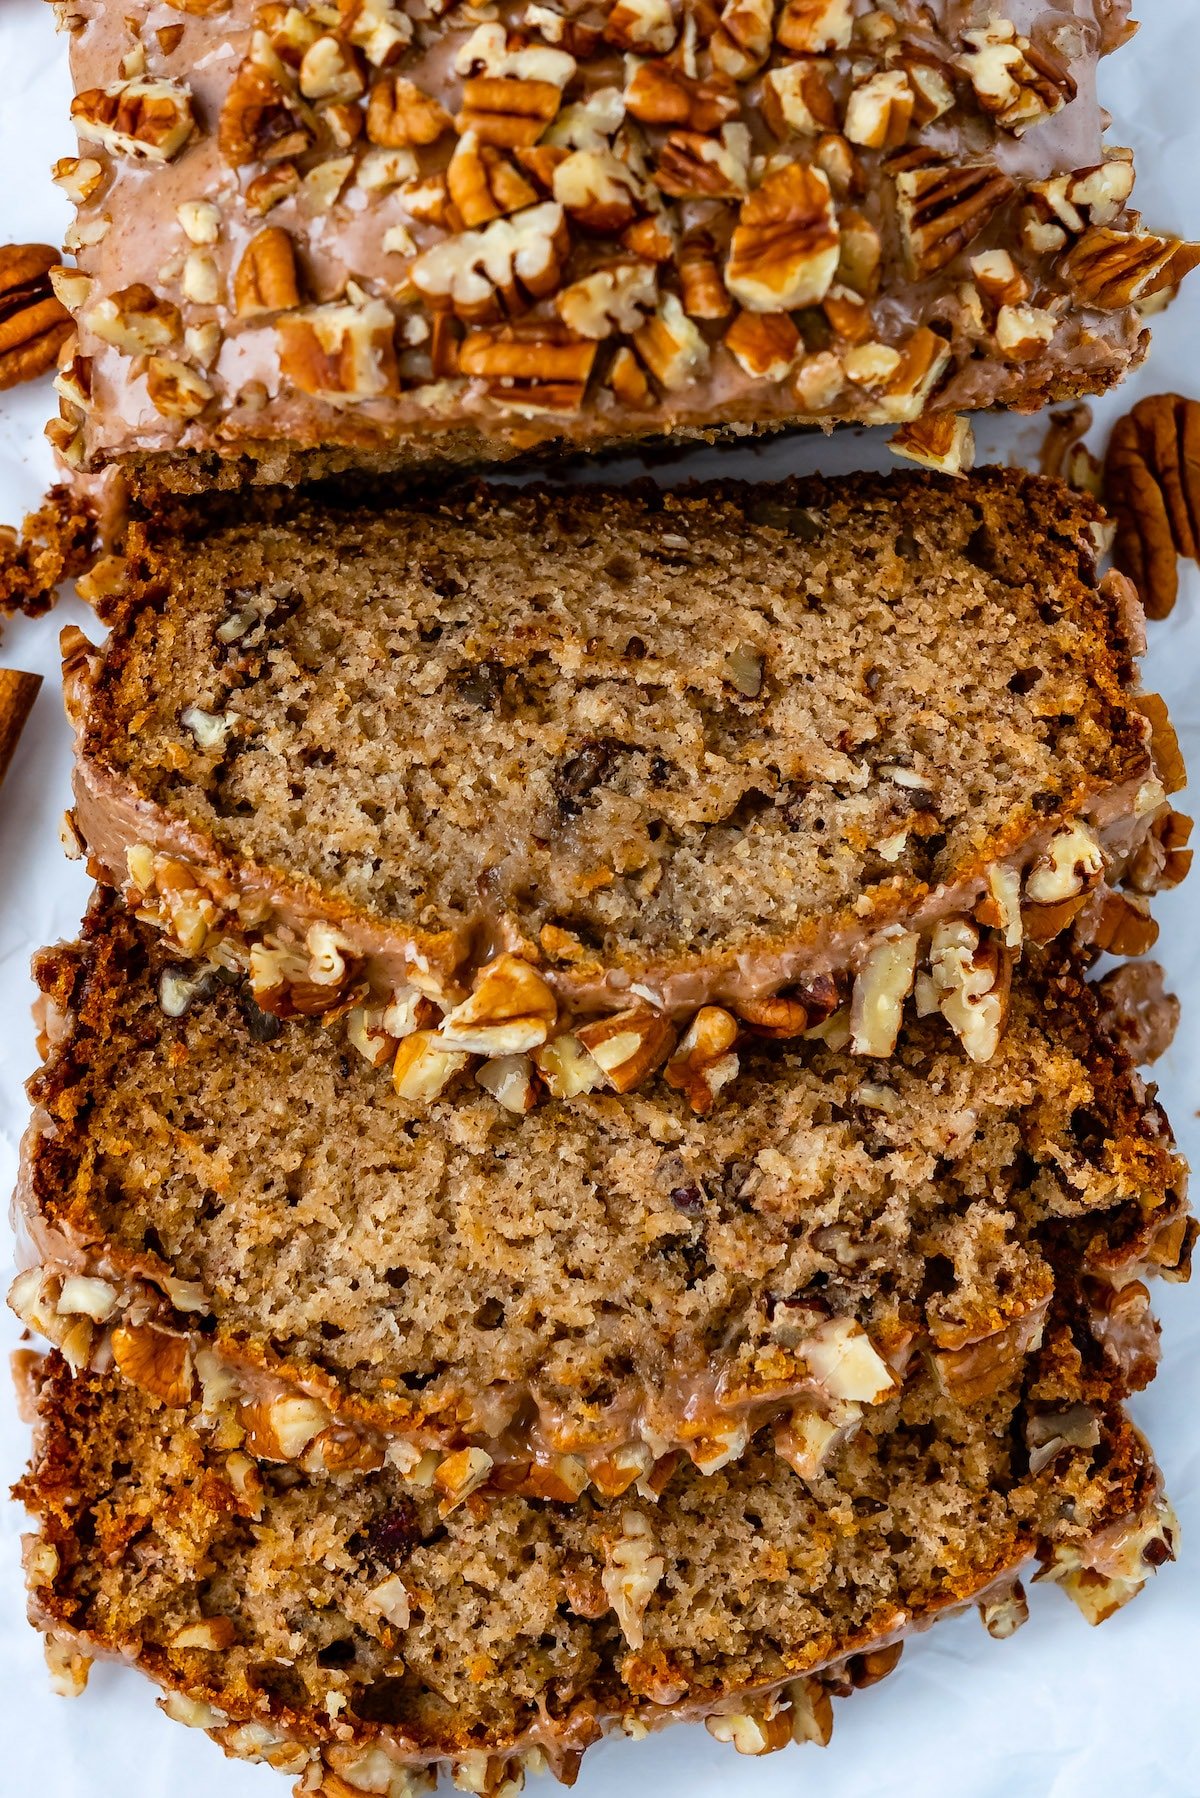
0 3 1198 1793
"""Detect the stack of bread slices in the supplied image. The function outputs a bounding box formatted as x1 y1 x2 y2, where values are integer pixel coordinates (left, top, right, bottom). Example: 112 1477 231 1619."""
11 470 1194 1796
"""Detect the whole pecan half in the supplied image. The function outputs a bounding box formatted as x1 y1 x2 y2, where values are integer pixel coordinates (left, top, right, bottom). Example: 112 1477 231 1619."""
0 245 73 391
1104 393 1200 617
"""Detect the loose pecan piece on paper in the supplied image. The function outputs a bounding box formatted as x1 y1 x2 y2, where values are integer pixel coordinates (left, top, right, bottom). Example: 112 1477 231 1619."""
1104 393 1200 618
0 246 73 391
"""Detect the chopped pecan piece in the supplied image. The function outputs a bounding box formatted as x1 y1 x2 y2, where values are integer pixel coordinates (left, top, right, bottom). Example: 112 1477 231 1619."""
724 309 800 378
52 156 106 204
111 1323 194 1408
608 343 653 405
0 245 73 391
438 952 557 1053
969 248 1030 307
410 203 570 323
894 161 1016 278
575 1006 675 1090
72 77 196 163
461 324 597 412
844 68 914 150
553 148 643 232
87 283 182 354
725 162 839 311
656 123 751 200
664 1006 740 1113
299 34 365 103
761 58 838 138
1060 226 1200 310
448 133 539 227
625 60 740 133
341 0 413 66
458 75 566 147
956 18 1076 134
604 0 677 52
146 356 214 420
890 411 975 475
678 235 730 319
711 0 774 80
233 226 301 316
776 0 852 54
219 61 314 166
849 932 919 1056
246 161 301 213
367 75 451 146
556 262 657 337
634 293 710 390
915 919 1011 1062
278 290 399 397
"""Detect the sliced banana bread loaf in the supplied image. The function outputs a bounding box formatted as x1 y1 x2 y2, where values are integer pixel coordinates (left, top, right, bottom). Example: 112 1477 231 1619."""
16 1331 1176 1797
15 896 1190 1493
66 472 1188 1092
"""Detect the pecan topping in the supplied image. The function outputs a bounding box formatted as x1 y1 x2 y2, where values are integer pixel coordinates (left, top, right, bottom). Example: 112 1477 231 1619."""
724 308 800 378
556 261 657 336
656 124 751 200
553 149 643 233
761 58 838 138
410 203 570 323
725 162 839 311
146 357 214 419
0 245 73 391
956 18 1076 134
844 69 914 151
893 162 1016 278
625 61 740 133
233 226 302 316
633 293 710 390
278 288 399 397
457 75 566 147
678 235 730 319
1060 226 1200 311
460 326 596 412
604 0 677 53
87 283 182 354
448 133 539 228
890 411 975 475
1104 394 1200 618
72 77 196 163
711 0 774 80
219 61 314 166
776 0 852 54
367 75 452 146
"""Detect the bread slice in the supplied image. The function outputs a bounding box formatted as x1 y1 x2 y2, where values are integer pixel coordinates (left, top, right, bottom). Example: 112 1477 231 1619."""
15 896 1190 1493
16 1329 1177 1796
66 472 1188 1094
50 0 1194 491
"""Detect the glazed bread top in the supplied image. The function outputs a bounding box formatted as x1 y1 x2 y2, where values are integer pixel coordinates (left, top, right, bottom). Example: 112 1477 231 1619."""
48 0 1195 487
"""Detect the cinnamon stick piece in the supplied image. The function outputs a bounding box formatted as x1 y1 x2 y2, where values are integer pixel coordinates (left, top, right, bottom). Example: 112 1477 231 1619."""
0 669 42 789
